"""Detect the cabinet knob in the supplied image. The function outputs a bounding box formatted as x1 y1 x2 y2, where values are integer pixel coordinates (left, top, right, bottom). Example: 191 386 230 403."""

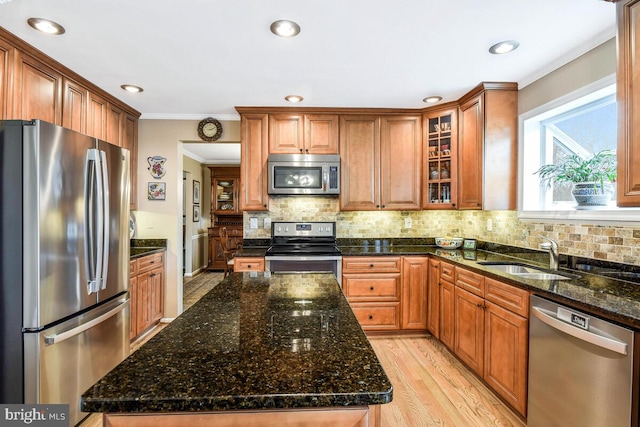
376 205 380 208
368 315 373 320
381 205 386 208
299 148 303 153
477 303 482 307
370 286 374 291
369 264 374 268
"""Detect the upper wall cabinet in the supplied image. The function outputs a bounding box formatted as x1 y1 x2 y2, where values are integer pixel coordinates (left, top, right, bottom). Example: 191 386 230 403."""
617 0 640 206
240 112 269 211
457 83 517 210
12 50 63 125
340 114 421 211
0 28 140 210
269 113 339 154
423 107 458 209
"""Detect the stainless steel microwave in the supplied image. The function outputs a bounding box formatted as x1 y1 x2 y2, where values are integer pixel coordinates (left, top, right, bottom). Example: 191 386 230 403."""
268 154 340 195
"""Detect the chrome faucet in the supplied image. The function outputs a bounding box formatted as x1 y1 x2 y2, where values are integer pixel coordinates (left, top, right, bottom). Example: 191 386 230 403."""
538 235 559 270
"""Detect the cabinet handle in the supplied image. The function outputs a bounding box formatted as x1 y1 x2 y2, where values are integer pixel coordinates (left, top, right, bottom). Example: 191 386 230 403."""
368 315 373 320
381 205 386 208
477 303 482 307
369 264 374 267
370 286 374 291
305 148 309 153
376 205 380 208
150 261 155 264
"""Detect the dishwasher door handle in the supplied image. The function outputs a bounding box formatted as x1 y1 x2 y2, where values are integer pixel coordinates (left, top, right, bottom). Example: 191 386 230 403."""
532 306 628 355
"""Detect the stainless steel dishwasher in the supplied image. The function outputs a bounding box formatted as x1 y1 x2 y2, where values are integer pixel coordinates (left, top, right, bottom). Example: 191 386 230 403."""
528 295 635 427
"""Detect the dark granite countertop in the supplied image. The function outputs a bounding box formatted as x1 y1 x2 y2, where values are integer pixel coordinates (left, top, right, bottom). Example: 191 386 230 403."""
81 273 393 413
130 239 167 260
340 243 640 329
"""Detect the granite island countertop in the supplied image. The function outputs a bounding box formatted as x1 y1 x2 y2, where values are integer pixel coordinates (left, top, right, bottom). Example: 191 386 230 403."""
81 272 393 413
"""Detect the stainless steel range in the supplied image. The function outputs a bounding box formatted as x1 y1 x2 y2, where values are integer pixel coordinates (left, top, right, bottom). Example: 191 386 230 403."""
264 222 342 285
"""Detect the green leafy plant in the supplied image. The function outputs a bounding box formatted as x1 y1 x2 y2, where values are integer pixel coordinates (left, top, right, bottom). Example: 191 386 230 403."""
534 150 617 192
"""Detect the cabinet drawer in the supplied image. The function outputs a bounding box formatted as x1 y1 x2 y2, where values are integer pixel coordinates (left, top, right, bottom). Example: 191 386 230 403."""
234 257 264 272
350 303 400 330
343 274 401 301
342 256 401 273
485 277 529 318
137 253 164 274
129 260 137 277
440 261 455 282
455 267 484 297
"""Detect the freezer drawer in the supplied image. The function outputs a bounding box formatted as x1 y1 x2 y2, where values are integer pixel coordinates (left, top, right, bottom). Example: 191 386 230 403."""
528 295 635 427
24 296 130 426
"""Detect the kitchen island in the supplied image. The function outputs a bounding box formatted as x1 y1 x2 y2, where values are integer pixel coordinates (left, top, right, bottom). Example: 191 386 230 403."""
81 272 392 427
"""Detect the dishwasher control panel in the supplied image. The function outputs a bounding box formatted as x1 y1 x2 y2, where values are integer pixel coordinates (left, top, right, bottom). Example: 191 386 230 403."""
558 306 589 330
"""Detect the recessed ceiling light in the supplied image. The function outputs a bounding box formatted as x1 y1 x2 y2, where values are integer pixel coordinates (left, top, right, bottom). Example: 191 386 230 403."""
489 40 520 55
27 18 65 35
270 20 301 37
423 96 443 104
285 95 303 103
120 84 144 93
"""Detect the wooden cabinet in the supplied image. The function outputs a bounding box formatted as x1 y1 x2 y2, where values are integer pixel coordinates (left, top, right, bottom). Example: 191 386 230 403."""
438 267 456 350
423 107 457 209
401 256 428 330
240 113 269 211
269 113 339 154
210 166 241 215
457 83 518 210
0 38 12 119
234 257 265 272
340 115 421 210
12 50 63 125
617 0 640 206
62 78 87 134
426 258 441 337
86 91 107 139
129 252 165 340
208 224 242 270
123 112 138 210
448 266 529 417
342 256 402 331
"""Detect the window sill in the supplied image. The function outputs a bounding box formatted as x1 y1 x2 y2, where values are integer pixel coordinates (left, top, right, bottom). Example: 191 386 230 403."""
518 208 640 224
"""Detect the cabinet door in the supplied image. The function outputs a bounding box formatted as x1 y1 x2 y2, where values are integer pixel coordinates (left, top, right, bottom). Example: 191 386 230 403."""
339 115 380 210
269 113 303 154
458 94 484 209
136 271 150 333
106 103 124 147
617 0 640 206
123 113 138 210
439 279 455 350
62 78 87 134
423 109 457 209
149 266 164 324
484 301 528 417
240 114 269 211
305 114 339 154
380 115 422 210
12 51 63 124
402 256 428 330
0 39 12 119
426 258 440 337
86 92 108 139
454 286 484 376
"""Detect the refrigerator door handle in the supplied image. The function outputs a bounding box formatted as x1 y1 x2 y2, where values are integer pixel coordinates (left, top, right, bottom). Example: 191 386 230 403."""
43 298 128 345
85 149 100 294
98 150 110 290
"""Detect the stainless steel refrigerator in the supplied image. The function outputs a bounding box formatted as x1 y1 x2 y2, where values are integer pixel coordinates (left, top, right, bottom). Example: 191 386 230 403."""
0 120 131 426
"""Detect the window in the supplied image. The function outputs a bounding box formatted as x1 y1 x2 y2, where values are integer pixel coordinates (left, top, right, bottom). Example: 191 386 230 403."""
518 76 637 221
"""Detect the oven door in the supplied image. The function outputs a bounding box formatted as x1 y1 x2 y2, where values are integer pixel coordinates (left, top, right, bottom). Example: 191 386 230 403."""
265 255 342 286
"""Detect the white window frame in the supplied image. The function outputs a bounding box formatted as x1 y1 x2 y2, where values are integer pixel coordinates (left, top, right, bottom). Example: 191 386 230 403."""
518 73 640 223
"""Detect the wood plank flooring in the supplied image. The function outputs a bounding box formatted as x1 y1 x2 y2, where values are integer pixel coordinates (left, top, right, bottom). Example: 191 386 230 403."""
80 273 525 426
368 335 525 427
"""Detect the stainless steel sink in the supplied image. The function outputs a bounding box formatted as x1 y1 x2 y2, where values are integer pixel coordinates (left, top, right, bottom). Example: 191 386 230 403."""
477 262 578 281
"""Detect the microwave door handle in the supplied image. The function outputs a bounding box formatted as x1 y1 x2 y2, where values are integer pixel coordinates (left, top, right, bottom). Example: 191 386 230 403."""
323 168 328 192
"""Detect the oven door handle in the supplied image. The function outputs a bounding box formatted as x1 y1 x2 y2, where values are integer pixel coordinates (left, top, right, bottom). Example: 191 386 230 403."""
264 255 343 261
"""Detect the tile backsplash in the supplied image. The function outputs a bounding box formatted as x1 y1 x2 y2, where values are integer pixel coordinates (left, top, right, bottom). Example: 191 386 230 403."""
244 197 640 267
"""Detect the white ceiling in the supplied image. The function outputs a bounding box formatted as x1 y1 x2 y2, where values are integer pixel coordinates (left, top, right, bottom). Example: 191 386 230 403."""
0 0 617 163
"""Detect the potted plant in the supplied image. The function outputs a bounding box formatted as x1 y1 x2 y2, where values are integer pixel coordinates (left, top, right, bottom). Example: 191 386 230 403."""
533 150 617 207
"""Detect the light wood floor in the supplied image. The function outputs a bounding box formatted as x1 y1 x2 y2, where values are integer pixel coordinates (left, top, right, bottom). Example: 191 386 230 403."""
80 273 525 427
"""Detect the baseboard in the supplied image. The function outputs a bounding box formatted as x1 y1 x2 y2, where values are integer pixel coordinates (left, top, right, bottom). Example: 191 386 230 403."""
160 317 175 323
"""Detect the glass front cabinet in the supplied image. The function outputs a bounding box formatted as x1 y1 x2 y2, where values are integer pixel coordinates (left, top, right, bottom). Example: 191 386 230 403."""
210 167 241 217
423 108 457 209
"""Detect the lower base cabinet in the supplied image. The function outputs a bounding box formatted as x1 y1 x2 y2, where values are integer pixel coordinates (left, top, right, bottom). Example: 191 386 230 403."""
428 262 529 417
129 252 165 341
